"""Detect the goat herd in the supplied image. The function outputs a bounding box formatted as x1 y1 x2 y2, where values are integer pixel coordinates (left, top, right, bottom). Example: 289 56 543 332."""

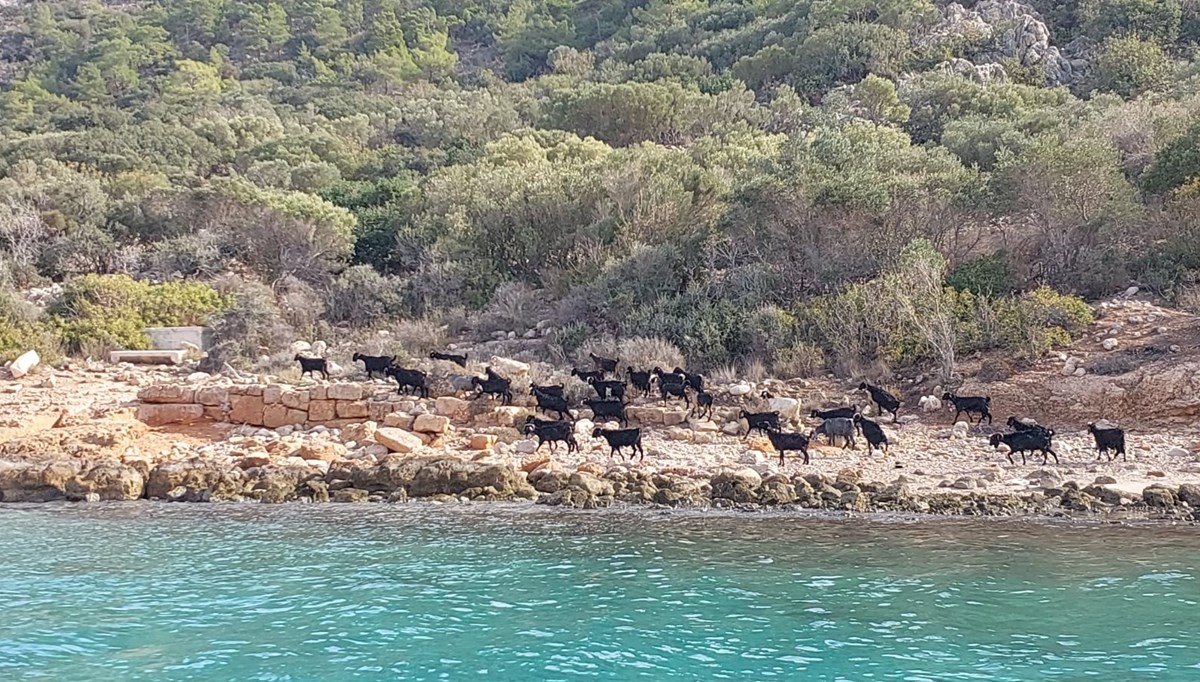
293 351 1130 468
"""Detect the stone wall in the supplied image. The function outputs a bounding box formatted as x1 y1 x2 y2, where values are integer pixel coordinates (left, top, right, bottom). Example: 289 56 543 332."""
136 383 431 429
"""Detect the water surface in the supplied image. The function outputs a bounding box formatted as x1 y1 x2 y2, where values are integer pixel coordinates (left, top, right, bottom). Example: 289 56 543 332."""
1 504 1198 680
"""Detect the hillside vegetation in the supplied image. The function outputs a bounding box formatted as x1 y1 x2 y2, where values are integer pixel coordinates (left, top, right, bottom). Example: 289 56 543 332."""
1 0 1200 379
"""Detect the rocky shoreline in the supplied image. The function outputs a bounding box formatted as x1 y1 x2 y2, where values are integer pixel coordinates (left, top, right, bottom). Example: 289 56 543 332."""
2 454 1198 523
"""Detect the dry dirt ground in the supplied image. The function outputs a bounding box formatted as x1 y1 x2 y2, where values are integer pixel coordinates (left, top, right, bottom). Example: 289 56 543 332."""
3 294 1200 501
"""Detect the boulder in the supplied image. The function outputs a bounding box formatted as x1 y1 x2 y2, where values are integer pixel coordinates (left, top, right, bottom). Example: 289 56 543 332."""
408 458 535 499
341 421 378 443
951 421 970 440
413 413 451 435
489 356 530 376
728 382 753 397
8 350 40 378
568 471 615 497
1142 485 1177 508
373 427 423 454
1166 446 1189 458
65 463 144 501
1102 338 1119 351
146 461 249 500
435 396 472 421
919 395 942 413
382 412 412 428
296 441 347 462
332 488 369 503
1176 483 1200 507
710 468 762 503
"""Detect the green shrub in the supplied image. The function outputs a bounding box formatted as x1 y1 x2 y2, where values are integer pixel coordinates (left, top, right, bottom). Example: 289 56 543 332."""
623 290 748 368
324 265 408 328
50 274 227 353
991 287 1093 360
0 293 62 363
946 252 1016 296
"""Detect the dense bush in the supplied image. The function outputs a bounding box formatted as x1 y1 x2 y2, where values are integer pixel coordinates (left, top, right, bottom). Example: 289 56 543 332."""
49 275 227 354
0 0 1197 377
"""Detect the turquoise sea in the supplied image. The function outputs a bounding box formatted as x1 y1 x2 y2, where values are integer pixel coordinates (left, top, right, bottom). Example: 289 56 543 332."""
1 504 1198 681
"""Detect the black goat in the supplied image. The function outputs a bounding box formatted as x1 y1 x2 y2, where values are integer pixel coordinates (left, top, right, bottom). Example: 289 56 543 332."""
385 366 429 398
1007 416 1054 439
766 429 811 465
471 370 512 405
531 387 571 420
294 354 328 380
587 377 627 401
584 398 628 426
353 353 395 380
522 418 577 454
1087 422 1127 462
690 390 713 420
429 351 467 367
529 384 565 399
858 382 900 420
740 409 781 440
626 367 652 398
853 414 889 454
571 368 605 384
652 368 691 405
593 427 644 462
942 392 992 424
809 405 858 420
589 352 618 375
672 366 703 392
811 417 857 449
990 430 1058 466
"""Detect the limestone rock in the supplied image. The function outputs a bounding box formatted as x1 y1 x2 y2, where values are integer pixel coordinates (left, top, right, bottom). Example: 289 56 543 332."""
373 427 423 454
137 403 204 426
1142 485 1177 508
413 413 451 435
488 356 530 376
468 434 497 450
138 384 196 404
65 463 144 501
435 396 471 420
296 441 347 463
327 383 363 401
341 421 378 443
728 382 753 397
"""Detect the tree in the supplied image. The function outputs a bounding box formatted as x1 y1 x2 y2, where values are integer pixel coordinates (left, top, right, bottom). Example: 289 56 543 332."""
1141 120 1200 194
190 178 356 283
1083 35 1172 98
1080 0 1182 42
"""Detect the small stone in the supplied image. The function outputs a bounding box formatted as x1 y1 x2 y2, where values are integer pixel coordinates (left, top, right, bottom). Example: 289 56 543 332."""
1093 475 1118 485
514 439 538 454
1102 338 1118 351
727 382 753 397
1165 447 1189 458
468 434 497 450
1146 470 1167 478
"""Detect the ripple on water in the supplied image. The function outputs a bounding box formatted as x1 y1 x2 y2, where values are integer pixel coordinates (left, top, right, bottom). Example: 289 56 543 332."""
1 504 1199 681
